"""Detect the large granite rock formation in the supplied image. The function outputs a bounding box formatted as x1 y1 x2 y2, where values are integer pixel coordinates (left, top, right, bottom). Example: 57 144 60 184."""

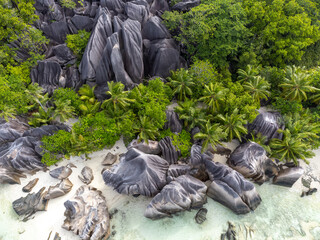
144 175 207 219
159 137 180 165
142 16 170 41
228 142 279 184
205 160 262 214
247 111 284 142
102 148 169 197
127 139 161 155
164 110 182 133
62 185 110 240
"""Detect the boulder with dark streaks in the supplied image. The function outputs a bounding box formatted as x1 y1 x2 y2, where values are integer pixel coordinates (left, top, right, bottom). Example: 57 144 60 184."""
22 124 68 138
102 148 169 197
22 178 39 192
150 0 169 14
142 16 171 41
0 119 29 144
49 163 76 180
68 15 94 33
125 2 149 23
78 166 94 185
128 139 161 155
167 164 190 182
62 185 110 240
172 0 201 11
159 137 180 165
195 208 207 224
273 167 304 187
122 19 144 83
47 44 76 65
31 60 62 92
205 160 261 214
0 167 26 184
113 16 124 33
44 178 73 199
80 9 113 81
247 111 284 142
42 21 70 44
207 144 231 156
65 66 83 90
227 142 279 184
34 0 54 12
144 175 207 219
12 187 49 218
164 110 182 133
102 152 118 166
101 0 125 13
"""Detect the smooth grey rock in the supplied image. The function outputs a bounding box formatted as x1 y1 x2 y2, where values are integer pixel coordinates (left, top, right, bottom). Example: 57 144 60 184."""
65 66 83 90
0 119 29 144
207 144 231 156
42 21 70 44
31 60 62 92
195 208 207 224
122 19 144 83
49 163 76 180
273 167 304 187
78 166 94 185
49 44 76 65
113 16 124 33
80 9 113 81
172 0 201 11
62 185 110 240
205 160 261 214
247 112 284 142
22 178 39 192
189 144 209 181
227 142 279 184
125 2 148 23
159 137 180 165
167 164 190 179
44 178 73 199
0 167 26 184
102 152 118 166
150 0 169 14
12 187 49 218
102 148 169 197
34 0 54 12
144 175 207 219
164 110 182 133
128 139 161 155
22 125 68 139
142 16 170 41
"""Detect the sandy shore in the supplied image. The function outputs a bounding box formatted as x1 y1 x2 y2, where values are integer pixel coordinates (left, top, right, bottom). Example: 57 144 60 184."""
0 140 320 240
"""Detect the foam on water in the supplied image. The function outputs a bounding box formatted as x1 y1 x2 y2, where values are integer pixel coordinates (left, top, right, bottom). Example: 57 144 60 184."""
0 140 320 240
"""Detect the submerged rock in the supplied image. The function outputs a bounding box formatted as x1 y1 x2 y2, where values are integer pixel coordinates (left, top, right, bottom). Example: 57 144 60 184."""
195 208 208 224
128 139 161 155
44 178 73 199
62 185 110 240
49 163 76 180
205 160 261 214
227 142 279 184
78 166 94 185
144 175 207 219
247 111 284 142
22 178 39 192
102 148 168 197
12 187 49 218
273 167 304 187
220 222 237 240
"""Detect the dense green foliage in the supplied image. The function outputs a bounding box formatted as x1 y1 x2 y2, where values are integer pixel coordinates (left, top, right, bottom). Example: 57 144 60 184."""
66 30 91 58
159 129 192 157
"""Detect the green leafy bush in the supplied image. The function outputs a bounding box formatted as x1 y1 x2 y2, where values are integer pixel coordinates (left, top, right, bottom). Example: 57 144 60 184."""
53 88 82 115
66 30 91 58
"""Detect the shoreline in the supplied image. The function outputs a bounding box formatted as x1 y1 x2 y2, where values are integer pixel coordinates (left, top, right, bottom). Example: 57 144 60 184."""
0 140 319 240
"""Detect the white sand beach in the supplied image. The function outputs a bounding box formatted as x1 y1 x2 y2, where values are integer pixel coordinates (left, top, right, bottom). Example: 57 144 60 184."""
0 140 320 240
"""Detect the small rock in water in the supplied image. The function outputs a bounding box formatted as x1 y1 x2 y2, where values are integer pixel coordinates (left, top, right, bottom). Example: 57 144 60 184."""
49 163 76 179
195 208 208 224
102 152 118 166
221 222 237 240
78 166 94 184
53 232 61 240
22 178 39 192
301 188 318 197
12 187 49 219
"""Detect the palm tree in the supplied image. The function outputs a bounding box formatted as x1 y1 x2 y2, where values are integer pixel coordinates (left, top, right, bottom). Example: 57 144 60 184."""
134 115 159 143
28 106 54 127
216 108 248 142
175 100 206 130
78 84 100 117
243 76 270 102
0 105 16 121
270 129 314 165
237 65 260 82
279 65 318 102
194 121 227 152
25 83 49 111
53 99 75 122
101 81 135 113
167 68 195 101
199 82 227 113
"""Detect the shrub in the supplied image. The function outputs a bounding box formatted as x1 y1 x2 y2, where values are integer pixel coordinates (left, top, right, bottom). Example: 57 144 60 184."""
66 30 91 58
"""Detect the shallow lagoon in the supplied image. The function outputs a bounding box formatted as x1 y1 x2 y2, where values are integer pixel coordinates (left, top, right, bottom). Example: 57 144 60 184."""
0 140 320 240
